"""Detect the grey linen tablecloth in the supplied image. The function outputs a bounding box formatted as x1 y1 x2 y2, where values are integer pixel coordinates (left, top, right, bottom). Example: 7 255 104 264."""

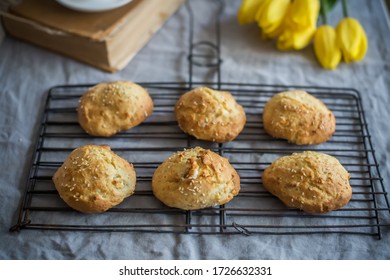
0 0 390 259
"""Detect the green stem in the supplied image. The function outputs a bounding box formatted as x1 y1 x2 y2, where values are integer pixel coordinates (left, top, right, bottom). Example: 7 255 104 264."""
342 0 349 17
320 0 328 24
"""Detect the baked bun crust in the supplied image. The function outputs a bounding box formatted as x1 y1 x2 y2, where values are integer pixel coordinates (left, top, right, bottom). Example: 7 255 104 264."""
78 81 153 137
263 90 335 145
152 146 240 210
262 151 352 213
175 87 246 143
52 145 136 213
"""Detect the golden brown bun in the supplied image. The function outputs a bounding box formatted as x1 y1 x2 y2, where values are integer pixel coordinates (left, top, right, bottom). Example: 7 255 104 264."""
262 151 352 213
77 81 153 137
52 145 136 213
152 146 240 210
175 87 246 143
263 90 335 145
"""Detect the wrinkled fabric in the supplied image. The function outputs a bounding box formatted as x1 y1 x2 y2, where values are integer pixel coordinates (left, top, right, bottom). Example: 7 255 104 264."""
0 0 390 260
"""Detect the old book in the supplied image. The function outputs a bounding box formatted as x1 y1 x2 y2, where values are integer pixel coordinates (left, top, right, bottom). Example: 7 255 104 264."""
1 0 184 72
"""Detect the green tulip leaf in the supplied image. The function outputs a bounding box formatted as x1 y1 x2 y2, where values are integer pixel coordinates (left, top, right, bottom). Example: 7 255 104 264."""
320 0 339 15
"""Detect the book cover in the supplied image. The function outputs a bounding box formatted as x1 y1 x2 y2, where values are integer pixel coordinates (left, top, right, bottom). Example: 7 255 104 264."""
1 0 184 72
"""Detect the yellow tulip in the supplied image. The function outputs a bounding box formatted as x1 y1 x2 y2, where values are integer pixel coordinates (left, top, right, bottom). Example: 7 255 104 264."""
237 0 266 25
285 0 320 31
276 0 320 50
255 0 290 38
314 25 341 69
277 25 316 50
336 17 368 63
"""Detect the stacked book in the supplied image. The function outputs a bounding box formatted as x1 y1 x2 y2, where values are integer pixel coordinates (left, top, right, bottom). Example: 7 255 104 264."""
1 0 184 72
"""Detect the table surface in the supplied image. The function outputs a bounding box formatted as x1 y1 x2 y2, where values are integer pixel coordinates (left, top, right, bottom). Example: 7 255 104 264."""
1 0 390 260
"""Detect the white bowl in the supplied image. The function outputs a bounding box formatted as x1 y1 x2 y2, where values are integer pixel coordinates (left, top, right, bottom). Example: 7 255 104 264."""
56 0 133 13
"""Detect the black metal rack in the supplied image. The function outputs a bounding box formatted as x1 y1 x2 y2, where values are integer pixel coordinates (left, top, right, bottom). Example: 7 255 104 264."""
10 0 390 238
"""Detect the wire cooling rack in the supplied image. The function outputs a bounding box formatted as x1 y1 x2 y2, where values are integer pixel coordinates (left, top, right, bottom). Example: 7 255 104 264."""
10 82 390 238
10 0 390 238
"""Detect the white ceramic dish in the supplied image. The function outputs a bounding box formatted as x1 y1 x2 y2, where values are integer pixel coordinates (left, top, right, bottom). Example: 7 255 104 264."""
56 0 133 13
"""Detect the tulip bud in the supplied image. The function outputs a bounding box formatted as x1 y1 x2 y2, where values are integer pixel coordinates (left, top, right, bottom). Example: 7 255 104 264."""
255 0 290 38
237 0 266 25
336 17 368 63
286 0 320 31
276 0 320 50
314 25 341 69
277 26 316 50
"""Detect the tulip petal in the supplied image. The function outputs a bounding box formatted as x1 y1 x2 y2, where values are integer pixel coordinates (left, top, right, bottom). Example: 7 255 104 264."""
256 0 290 36
287 0 320 31
354 25 368 61
237 0 265 25
277 26 316 51
275 0 319 50
276 29 294 50
293 27 316 49
314 25 341 69
337 17 368 63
